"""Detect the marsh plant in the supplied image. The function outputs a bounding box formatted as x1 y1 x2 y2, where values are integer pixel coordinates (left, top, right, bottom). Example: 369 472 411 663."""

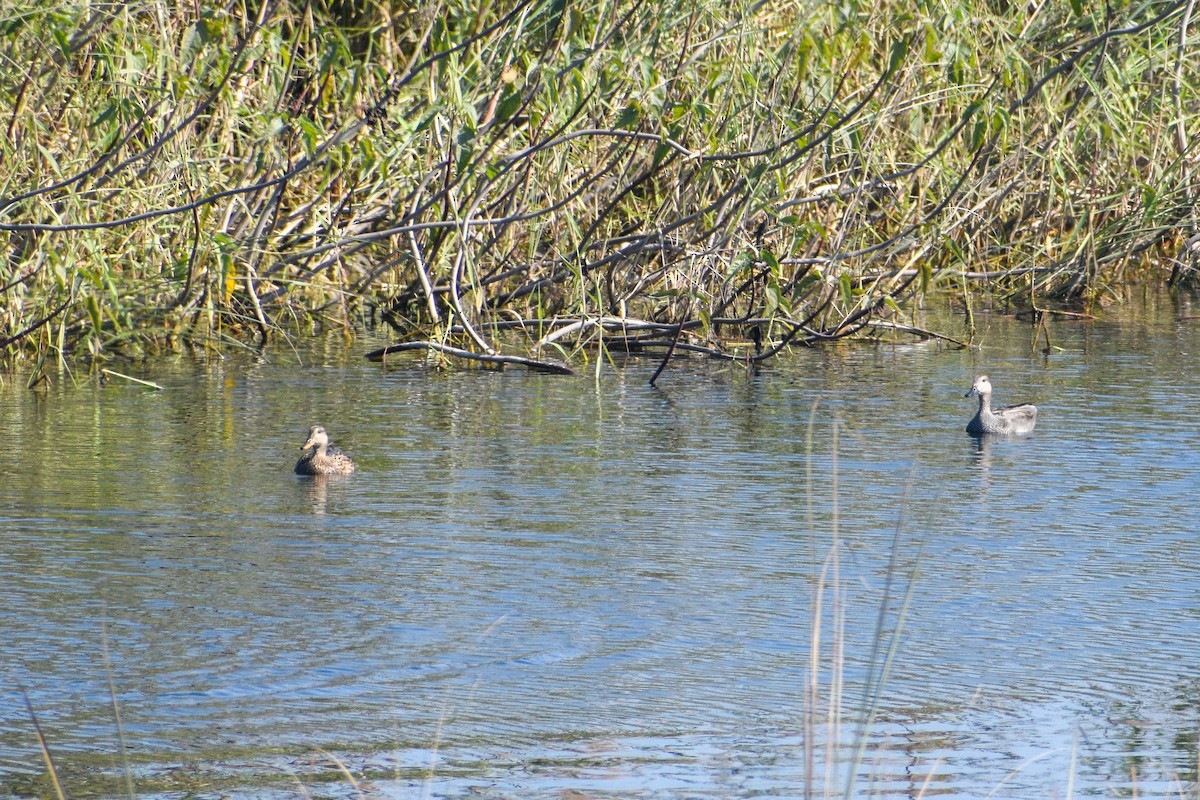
2 0 1198 377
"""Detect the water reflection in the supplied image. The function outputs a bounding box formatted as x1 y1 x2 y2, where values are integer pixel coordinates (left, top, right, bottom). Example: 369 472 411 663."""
967 430 1038 479
296 473 352 515
1 302 1200 799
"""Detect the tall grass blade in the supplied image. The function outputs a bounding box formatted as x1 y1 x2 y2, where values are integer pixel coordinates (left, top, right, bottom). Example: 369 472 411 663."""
21 689 67 800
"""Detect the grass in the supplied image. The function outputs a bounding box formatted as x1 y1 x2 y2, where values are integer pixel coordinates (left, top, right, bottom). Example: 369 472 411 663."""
1 0 1198 379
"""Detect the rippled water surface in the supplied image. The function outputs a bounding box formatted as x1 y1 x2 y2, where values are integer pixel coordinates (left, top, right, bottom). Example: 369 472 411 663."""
3 300 1200 799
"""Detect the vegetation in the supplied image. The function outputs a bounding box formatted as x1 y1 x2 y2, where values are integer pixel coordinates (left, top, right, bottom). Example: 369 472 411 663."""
1 0 1198 379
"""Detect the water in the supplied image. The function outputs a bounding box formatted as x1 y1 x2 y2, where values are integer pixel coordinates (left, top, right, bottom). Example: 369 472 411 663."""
2 297 1200 799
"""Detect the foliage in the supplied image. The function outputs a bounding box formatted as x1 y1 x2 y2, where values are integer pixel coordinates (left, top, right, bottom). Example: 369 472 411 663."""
1 0 1198 375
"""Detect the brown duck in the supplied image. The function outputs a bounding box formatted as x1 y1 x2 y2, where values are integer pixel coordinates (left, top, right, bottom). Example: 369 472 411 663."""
295 425 356 475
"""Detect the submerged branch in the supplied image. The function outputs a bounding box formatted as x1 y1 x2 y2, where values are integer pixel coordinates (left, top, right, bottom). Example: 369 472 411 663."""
364 341 576 375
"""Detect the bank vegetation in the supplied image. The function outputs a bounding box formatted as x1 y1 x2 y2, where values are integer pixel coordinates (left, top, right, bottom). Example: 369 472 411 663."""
2 0 1198 379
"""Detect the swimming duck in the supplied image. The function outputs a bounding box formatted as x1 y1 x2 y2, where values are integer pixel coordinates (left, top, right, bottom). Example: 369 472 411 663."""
295 425 356 475
964 375 1037 435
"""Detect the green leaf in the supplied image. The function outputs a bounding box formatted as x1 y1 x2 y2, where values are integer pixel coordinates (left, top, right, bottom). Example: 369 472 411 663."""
923 26 940 63
494 88 522 125
793 273 821 296
89 101 117 130
212 232 237 254
51 27 69 58
181 21 210 63
970 117 987 151
614 104 640 130
765 282 782 315
728 251 755 277
761 250 781 274
296 117 321 155
456 142 474 174
0 13 27 35
839 273 853 306
85 295 102 332
887 38 908 76
652 140 670 166
569 68 585 106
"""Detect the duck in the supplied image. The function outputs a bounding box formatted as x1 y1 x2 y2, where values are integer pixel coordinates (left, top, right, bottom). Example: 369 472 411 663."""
295 425 356 475
964 375 1037 435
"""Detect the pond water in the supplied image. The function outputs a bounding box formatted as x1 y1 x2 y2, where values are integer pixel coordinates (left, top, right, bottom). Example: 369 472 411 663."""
2 296 1200 799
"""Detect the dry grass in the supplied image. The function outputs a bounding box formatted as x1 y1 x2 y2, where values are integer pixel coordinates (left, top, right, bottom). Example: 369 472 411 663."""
2 0 1198 377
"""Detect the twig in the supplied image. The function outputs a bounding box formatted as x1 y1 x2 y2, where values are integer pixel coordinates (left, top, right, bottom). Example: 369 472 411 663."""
864 321 973 348
1174 0 1198 159
171 186 201 310
648 316 686 388
501 128 697 165
855 267 1052 283
0 263 43 295
649 300 693 387
408 175 441 323
534 315 682 349
101 369 164 389
447 205 495 355
0 175 290 232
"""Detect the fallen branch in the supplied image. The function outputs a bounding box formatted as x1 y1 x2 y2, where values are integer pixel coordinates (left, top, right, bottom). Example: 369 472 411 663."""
864 320 974 348
1014 308 1098 321
364 341 576 374
534 315 684 349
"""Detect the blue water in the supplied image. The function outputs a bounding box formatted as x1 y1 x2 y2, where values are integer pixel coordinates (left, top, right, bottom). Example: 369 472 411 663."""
2 301 1199 799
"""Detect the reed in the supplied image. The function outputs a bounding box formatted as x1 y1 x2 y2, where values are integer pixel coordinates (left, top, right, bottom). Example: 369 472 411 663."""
2 0 1197 376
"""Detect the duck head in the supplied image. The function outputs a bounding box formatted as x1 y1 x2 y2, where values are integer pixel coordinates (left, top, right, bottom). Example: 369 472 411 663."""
965 375 992 398
301 425 329 451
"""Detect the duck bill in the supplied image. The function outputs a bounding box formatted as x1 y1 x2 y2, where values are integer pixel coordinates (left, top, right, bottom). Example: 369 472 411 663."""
964 388 978 398
301 437 317 451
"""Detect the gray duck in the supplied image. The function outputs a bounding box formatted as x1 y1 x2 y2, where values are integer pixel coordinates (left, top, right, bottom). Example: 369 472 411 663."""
964 375 1037 435
295 425 356 475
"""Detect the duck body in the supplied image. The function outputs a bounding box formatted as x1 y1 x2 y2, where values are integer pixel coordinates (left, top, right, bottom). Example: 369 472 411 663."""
965 375 1037 435
295 425 356 475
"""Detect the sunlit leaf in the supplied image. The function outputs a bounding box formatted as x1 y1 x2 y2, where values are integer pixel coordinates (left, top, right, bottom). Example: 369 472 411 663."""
765 282 782 315
85 295 102 331
51 26 69 58
728 251 755 277
181 20 210 63
762 250 781 274
839 273 853 306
